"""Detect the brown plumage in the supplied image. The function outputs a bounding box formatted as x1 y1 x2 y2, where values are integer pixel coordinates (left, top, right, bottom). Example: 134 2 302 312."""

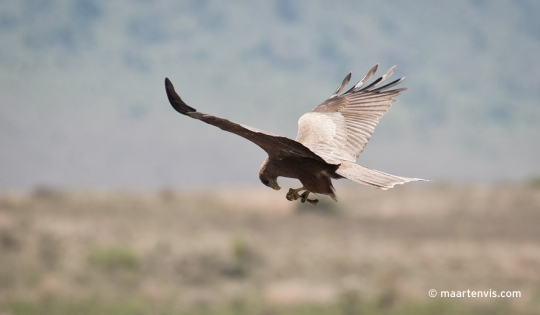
165 64 428 205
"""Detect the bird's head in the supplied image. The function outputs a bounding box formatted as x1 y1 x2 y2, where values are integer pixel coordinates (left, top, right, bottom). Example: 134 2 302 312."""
259 174 281 190
259 157 281 190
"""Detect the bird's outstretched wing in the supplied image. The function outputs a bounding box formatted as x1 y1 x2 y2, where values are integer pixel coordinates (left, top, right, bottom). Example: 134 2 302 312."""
295 64 407 164
165 78 326 163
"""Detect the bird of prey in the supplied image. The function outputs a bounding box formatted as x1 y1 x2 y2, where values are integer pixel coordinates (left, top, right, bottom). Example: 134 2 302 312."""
165 64 427 205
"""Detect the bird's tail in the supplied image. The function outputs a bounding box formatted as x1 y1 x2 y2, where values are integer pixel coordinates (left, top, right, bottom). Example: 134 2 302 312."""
336 161 428 190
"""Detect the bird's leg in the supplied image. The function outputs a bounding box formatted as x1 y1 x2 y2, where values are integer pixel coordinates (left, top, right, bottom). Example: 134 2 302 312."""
286 187 305 201
300 191 319 205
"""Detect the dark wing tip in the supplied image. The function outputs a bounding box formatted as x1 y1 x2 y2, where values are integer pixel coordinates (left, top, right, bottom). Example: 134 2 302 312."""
164 77 197 115
354 65 407 93
329 72 353 98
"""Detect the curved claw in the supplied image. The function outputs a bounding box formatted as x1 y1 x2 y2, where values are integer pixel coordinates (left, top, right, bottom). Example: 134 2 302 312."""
286 187 304 201
300 191 310 203
286 188 295 201
299 190 319 206
286 188 292 201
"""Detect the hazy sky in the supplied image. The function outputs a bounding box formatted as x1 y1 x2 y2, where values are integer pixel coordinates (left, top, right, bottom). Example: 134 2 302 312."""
1 0 539 190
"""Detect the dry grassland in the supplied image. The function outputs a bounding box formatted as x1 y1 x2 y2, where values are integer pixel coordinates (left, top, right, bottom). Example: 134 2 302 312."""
0 184 539 314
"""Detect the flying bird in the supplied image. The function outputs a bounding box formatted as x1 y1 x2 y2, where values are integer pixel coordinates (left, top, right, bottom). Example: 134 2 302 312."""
165 64 428 205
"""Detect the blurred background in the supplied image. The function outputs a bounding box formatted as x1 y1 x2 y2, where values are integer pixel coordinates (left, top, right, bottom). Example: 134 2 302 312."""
1 0 540 314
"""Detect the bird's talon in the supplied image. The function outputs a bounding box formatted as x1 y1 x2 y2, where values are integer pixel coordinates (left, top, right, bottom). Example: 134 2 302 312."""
286 187 305 201
286 192 297 201
300 191 311 203
307 199 319 205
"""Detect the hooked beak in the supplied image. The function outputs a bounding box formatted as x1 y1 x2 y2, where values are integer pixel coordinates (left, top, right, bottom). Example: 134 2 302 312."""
269 179 281 190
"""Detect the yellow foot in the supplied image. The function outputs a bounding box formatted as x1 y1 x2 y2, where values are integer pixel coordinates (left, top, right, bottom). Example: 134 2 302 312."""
300 191 319 206
286 187 305 201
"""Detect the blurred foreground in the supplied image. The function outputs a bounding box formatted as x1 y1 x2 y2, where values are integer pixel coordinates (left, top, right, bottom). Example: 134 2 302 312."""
1 184 540 315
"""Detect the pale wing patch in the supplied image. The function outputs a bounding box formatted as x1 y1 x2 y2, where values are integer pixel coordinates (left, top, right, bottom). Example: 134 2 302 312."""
297 112 336 143
296 112 355 164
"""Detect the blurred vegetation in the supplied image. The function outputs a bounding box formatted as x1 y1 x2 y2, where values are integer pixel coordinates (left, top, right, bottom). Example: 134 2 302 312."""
222 238 261 278
0 299 529 315
527 176 540 187
0 186 539 314
295 196 340 215
89 246 139 273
